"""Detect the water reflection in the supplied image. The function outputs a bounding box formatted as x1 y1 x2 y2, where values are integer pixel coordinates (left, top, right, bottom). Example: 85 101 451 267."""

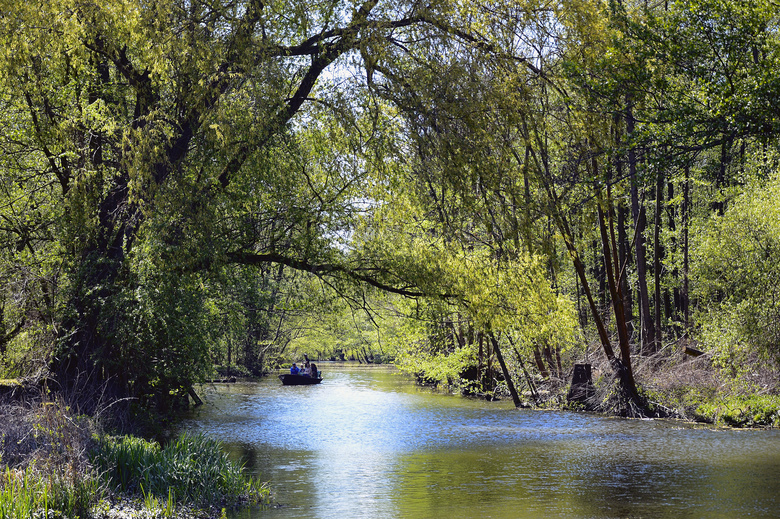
179 363 780 519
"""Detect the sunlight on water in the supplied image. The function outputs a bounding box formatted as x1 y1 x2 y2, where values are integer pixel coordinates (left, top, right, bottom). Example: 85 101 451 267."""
179 364 780 519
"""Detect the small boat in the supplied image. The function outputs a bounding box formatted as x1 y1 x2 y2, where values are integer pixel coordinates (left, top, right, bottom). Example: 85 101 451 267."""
279 374 322 385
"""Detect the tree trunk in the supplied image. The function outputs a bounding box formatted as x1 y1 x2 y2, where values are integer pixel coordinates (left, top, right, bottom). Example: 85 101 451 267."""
668 178 681 336
712 136 733 215
597 191 634 391
627 100 656 355
543 344 557 378
614 115 634 341
488 331 521 408
653 165 664 350
533 346 550 379
682 165 691 329
510 339 538 404
478 331 485 390
617 203 634 339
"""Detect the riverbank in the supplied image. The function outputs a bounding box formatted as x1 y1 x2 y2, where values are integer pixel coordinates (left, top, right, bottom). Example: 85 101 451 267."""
0 398 269 519
521 346 780 428
639 349 780 427
398 344 780 428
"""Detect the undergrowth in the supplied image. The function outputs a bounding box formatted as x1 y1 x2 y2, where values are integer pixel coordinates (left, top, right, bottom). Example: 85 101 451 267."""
0 396 269 519
696 393 780 427
93 433 269 509
586 344 780 427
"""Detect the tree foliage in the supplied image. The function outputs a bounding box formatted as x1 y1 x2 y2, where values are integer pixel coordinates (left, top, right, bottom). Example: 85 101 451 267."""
1 0 780 415
694 161 780 370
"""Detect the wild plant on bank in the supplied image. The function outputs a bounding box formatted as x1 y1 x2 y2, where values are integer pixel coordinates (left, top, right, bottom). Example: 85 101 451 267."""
1 396 269 518
93 433 269 509
0 398 101 518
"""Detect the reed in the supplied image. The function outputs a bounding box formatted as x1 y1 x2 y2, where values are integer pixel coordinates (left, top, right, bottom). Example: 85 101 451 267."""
0 466 98 519
94 432 269 508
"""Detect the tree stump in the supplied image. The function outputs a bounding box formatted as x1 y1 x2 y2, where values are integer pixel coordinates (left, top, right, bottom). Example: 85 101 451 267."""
567 363 595 404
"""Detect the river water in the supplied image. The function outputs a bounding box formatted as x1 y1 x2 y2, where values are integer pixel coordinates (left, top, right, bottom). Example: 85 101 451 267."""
178 363 780 519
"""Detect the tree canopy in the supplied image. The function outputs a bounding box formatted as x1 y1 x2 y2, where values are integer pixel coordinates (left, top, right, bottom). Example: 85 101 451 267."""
2 0 780 416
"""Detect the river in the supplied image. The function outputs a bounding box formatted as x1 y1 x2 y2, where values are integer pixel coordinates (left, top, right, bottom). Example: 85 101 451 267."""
178 363 780 519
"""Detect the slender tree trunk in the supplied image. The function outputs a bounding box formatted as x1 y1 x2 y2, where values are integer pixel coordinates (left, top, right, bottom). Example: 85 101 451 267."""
597 193 634 389
478 331 485 390
486 332 493 392
511 342 538 403
574 230 587 330
668 178 681 336
617 203 633 339
627 100 656 354
533 346 549 379
712 137 733 215
653 166 664 350
543 343 557 378
614 115 634 341
593 238 606 311
227 336 232 376
682 165 691 329
488 331 521 408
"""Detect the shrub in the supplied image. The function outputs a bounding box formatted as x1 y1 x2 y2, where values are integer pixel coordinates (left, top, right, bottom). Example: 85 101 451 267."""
697 394 780 428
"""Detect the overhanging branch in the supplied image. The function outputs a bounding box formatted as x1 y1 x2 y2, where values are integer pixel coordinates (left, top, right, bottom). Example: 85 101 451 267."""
226 250 456 299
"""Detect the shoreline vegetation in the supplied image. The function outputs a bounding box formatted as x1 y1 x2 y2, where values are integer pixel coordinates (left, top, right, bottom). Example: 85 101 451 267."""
394 346 780 429
0 393 269 519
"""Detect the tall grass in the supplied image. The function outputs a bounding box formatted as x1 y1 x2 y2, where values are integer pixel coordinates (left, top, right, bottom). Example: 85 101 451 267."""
0 466 99 519
0 468 45 519
93 433 269 509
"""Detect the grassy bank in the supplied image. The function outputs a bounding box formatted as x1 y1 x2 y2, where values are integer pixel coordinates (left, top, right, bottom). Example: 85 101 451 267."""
0 400 269 518
560 347 780 427
410 344 780 428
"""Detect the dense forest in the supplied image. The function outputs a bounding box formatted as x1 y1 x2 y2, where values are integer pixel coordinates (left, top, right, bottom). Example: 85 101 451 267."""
2 0 780 422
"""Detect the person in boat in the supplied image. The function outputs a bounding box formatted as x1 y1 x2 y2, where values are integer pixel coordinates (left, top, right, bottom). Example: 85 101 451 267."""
301 361 311 377
309 362 318 379
290 363 300 375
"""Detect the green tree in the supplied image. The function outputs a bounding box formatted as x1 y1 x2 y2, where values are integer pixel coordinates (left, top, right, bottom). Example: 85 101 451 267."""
693 160 780 372
0 0 490 405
